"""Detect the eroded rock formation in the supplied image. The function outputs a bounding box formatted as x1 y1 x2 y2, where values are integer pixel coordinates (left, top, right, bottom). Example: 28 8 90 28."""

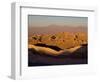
28 32 87 49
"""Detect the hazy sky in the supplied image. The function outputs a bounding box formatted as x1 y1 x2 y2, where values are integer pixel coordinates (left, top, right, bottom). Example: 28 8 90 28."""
28 15 88 27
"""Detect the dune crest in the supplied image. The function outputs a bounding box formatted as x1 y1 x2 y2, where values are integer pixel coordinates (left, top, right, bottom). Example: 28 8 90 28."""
66 46 81 53
28 44 81 56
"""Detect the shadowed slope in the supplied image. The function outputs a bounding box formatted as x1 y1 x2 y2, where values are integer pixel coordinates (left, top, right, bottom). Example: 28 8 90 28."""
28 44 87 66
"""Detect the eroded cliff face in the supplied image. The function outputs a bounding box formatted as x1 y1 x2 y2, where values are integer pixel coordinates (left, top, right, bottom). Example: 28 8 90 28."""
28 32 87 49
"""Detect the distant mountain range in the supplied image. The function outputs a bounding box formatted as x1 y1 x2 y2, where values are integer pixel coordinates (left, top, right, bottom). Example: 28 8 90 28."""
28 25 87 36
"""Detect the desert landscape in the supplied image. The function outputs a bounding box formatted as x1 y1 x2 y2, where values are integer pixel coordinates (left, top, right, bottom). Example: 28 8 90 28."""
28 15 88 66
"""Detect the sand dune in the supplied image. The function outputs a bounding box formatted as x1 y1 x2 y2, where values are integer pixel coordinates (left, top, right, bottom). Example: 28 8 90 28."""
66 46 81 53
28 44 87 66
28 44 81 56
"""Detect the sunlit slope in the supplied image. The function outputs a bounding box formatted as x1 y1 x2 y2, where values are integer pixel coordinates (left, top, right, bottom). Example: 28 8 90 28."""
29 32 87 49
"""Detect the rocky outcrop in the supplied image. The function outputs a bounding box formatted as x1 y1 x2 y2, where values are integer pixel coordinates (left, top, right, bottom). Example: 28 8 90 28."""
28 32 87 49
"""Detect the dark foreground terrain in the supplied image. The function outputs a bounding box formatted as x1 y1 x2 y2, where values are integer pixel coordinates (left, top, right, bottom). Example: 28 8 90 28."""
28 44 88 66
